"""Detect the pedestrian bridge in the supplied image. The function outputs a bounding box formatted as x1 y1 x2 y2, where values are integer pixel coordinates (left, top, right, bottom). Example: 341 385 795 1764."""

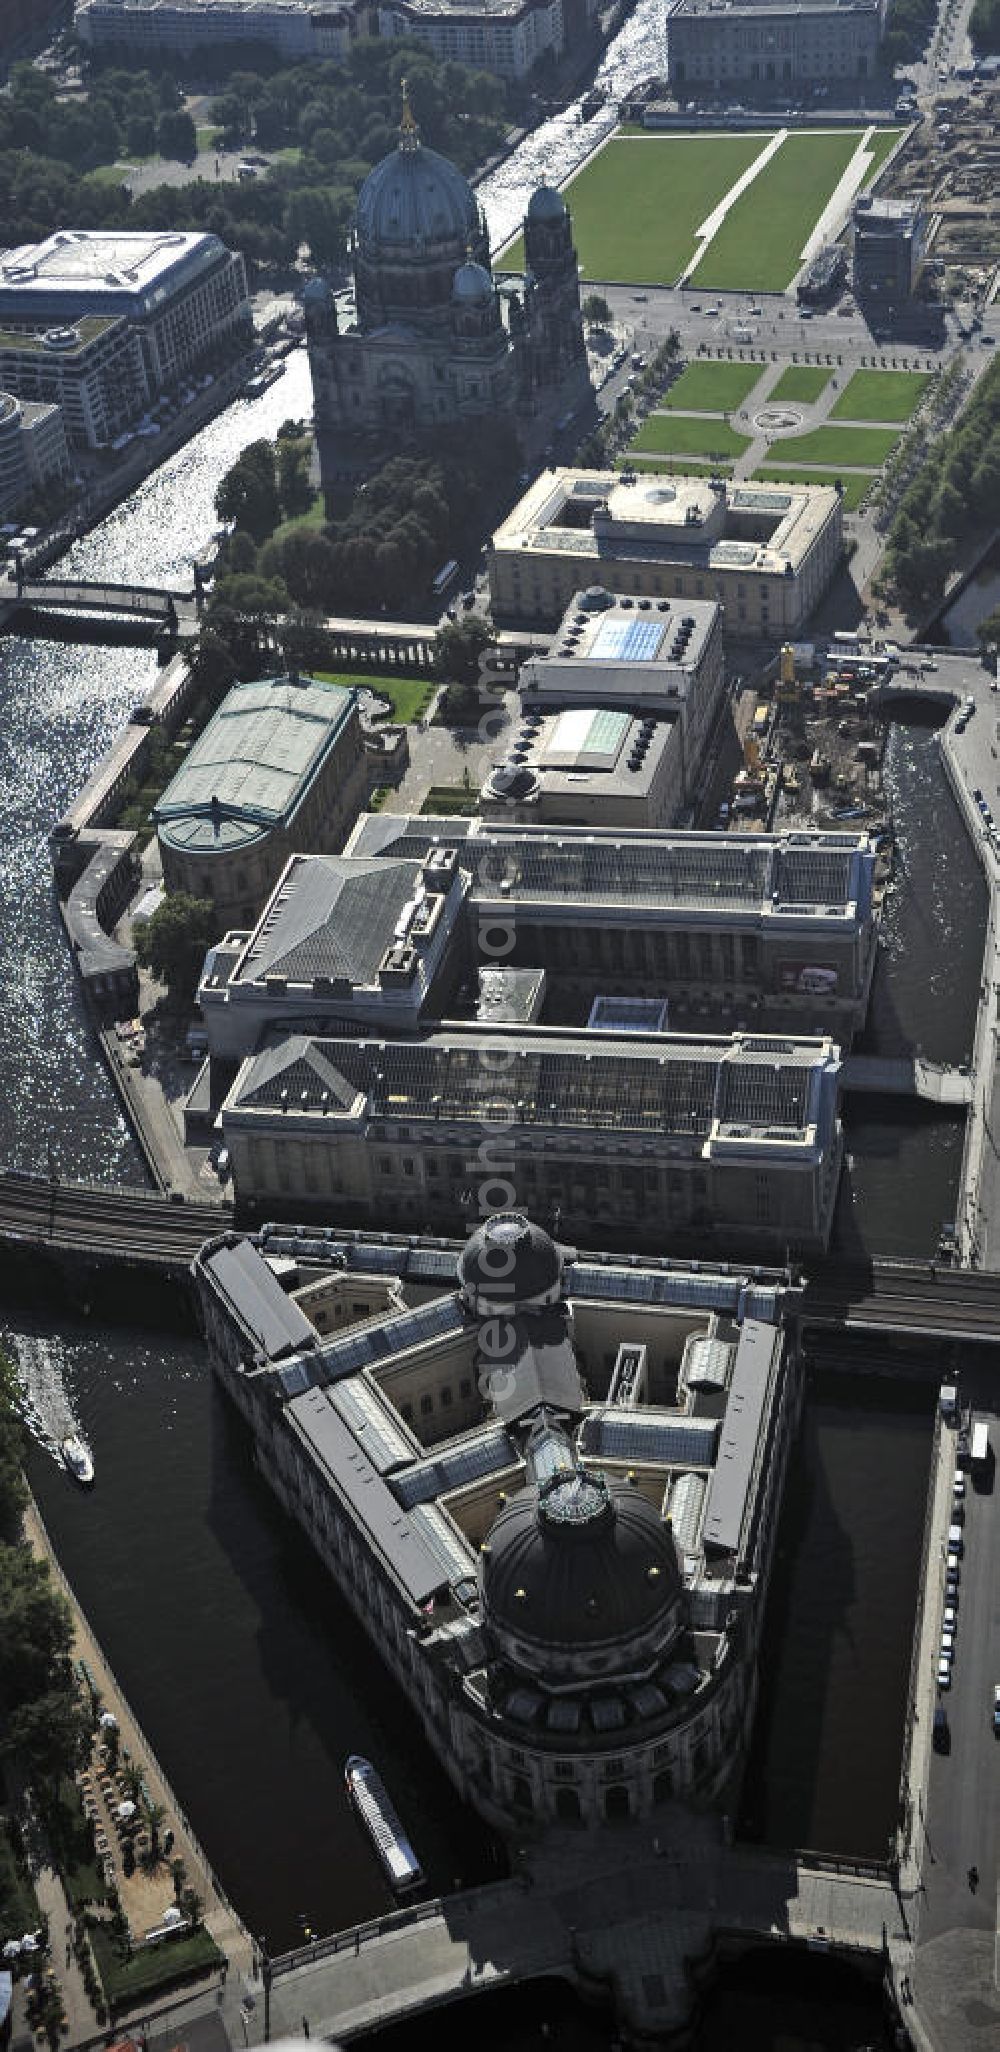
3 576 199 636
256 1839 901 2046
840 1053 972 1107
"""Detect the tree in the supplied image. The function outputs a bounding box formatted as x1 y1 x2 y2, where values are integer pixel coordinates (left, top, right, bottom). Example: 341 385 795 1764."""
215 441 280 545
118 1761 146 1805
156 109 197 163
171 1856 188 1900
0 1546 73 1707
976 606 1000 645
276 436 314 520
187 626 240 703
4 1685 91 1790
434 615 492 688
181 1885 205 1929
134 894 218 1008
144 1798 168 1861
582 293 611 327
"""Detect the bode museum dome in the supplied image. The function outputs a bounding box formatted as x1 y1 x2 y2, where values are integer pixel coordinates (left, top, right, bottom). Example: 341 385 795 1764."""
305 85 593 461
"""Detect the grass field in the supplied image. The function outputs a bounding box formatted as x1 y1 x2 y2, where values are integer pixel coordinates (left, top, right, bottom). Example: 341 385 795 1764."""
315 671 433 723
501 133 769 282
618 455 734 477
830 368 930 422
764 423 899 466
663 360 763 412
769 366 831 404
632 413 751 460
694 131 901 292
755 465 874 511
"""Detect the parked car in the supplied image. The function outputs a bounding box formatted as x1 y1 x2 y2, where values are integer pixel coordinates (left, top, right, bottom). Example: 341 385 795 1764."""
937 1662 952 1689
933 1704 950 1751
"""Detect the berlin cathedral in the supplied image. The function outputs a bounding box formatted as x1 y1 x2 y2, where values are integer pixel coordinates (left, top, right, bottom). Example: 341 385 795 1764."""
304 87 594 467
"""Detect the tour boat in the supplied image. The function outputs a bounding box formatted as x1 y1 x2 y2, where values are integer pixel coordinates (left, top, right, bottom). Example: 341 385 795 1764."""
61 1436 94 1486
344 1755 423 1895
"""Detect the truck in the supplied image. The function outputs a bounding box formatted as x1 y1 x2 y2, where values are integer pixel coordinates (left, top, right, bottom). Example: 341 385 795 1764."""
939 1382 958 1423
971 1419 990 1480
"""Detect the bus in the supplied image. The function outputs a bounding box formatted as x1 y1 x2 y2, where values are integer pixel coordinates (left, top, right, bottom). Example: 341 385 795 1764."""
431 559 460 602
971 1419 991 1481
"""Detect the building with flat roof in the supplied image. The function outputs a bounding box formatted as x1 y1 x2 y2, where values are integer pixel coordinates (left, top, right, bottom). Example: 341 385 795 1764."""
666 0 884 90
193 1214 802 1832
377 0 566 77
852 196 928 303
0 317 150 450
0 391 70 521
198 815 878 1059
77 0 355 63
482 584 726 828
154 675 368 929
0 231 251 399
488 470 843 636
219 1021 843 1253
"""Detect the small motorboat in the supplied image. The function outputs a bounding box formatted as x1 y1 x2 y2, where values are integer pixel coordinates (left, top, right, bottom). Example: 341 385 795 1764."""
61 1436 94 1486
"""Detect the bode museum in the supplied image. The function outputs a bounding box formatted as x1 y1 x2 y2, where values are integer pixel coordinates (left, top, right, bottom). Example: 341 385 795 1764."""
304 86 592 456
195 1211 801 1833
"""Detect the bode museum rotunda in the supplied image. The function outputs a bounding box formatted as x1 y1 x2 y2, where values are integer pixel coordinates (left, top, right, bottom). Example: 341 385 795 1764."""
304 87 592 458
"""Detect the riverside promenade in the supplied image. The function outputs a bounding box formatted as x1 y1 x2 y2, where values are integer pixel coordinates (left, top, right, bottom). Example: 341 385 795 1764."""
18 1496 254 2048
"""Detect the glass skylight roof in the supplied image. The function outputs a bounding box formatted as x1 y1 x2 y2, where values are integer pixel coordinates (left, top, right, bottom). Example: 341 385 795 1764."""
587 615 666 663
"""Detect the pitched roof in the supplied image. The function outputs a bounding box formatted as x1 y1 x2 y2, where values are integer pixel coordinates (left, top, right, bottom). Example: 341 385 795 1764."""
239 856 423 986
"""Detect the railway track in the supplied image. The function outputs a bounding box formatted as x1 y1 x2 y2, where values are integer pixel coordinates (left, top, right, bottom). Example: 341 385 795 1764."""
0 1171 228 1270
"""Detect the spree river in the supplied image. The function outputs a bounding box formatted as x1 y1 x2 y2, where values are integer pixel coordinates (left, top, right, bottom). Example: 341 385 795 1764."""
0 79 987 1981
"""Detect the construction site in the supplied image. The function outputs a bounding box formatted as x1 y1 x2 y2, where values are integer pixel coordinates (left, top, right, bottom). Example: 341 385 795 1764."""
879 88 1000 286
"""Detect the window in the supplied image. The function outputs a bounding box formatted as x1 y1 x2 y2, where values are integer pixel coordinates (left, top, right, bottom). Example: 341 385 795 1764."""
420 1393 434 1416
459 1377 472 1399
554 1760 576 1780
440 1385 453 1407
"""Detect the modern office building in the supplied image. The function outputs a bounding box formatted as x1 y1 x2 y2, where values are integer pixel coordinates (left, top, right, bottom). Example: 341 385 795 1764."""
154 675 369 929
665 0 885 90
488 471 844 636
219 1021 843 1253
197 815 878 1059
0 318 150 451
852 197 928 304
194 1214 803 1831
305 94 590 460
0 232 251 400
76 0 356 63
377 0 565 77
482 584 726 829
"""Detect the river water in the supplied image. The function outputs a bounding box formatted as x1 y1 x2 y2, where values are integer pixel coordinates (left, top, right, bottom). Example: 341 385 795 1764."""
0 87 985 1988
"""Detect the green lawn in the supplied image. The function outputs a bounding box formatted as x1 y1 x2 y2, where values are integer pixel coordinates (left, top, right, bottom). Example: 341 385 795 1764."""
501 134 771 284
860 127 905 188
196 126 222 152
663 360 763 413
420 785 480 816
270 495 327 548
0 1821 40 1944
755 465 875 511
830 368 930 423
45 1778 111 1911
763 423 899 466
769 365 831 404
694 131 899 292
84 163 134 187
618 455 734 477
314 671 433 724
89 1922 223 2009
631 412 750 460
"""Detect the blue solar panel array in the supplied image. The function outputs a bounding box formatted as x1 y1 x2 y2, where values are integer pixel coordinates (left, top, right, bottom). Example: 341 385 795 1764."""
588 615 666 664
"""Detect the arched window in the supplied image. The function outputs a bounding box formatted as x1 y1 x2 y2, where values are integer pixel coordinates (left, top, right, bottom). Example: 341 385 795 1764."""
653 1768 673 1806
511 1775 533 1812
604 1783 630 1822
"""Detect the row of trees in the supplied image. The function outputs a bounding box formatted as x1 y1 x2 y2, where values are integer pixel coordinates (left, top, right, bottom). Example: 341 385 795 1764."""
880 357 1000 612
0 43 510 279
881 0 939 65
0 1356 92 1792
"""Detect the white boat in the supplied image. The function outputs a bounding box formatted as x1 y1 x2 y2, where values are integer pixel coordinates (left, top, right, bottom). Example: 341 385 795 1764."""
345 1755 423 1895
61 1436 94 1486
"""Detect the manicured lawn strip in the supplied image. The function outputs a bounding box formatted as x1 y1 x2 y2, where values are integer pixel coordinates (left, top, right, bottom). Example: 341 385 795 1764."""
765 423 899 465
0 1820 40 1943
769 365 831 403
89 1923 223 2008
860 128 904 188
632 412 750 458
502 134 771 283
46 1779 110 1910
830 368 930 423
755 466 875 511
419 785 480 816
663 360 763 412
314 672 434 723
694 131 866 292
618 455 734 476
